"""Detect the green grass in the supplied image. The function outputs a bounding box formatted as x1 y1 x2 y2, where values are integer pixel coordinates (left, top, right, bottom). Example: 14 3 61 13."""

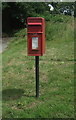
2 15 74 118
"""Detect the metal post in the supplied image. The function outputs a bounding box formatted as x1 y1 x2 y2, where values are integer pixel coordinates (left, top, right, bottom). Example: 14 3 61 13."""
35 56 39 98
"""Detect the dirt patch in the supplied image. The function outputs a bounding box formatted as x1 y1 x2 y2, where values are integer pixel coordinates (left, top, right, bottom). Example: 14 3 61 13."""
26 100 44 109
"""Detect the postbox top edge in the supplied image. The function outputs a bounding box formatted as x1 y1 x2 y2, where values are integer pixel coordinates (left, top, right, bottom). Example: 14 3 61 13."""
27 17 44 20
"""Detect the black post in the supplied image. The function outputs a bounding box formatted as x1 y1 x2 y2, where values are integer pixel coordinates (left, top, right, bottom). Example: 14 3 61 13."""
35 56 39 98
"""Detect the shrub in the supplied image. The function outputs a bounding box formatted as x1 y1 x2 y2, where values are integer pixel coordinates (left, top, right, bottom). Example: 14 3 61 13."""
14 28 27 38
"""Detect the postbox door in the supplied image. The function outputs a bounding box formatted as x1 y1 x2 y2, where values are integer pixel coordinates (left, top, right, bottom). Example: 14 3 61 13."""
28 34 42 55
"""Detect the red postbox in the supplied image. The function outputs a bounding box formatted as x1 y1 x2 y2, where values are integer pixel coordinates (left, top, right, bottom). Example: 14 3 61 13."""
27 17 45 56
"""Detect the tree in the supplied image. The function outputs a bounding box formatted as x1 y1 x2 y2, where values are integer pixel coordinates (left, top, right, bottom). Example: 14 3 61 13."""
48 2 75 15
2 2 49 33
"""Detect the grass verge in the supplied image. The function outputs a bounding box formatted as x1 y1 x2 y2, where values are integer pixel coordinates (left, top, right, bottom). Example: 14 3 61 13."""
2 15 74 118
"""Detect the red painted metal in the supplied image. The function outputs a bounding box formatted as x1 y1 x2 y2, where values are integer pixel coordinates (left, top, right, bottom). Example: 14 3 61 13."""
27 17 45 56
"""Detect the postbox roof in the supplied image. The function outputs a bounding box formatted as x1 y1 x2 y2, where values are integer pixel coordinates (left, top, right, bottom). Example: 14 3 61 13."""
27 17 44 24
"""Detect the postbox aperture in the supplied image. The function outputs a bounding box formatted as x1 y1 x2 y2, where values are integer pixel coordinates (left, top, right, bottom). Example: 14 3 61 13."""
27 17 45 56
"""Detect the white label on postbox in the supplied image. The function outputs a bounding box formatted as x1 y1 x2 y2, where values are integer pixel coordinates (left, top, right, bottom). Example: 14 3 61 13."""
32 37 38 49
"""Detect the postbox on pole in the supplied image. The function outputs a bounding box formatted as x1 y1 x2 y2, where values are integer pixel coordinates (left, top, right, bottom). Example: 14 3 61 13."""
27 17 45 97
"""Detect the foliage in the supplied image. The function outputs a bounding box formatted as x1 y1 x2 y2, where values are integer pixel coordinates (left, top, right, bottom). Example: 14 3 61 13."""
50 2 75 14
14 28 27 38
74 1 76 17
2 2 75 34
2 2 49 33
